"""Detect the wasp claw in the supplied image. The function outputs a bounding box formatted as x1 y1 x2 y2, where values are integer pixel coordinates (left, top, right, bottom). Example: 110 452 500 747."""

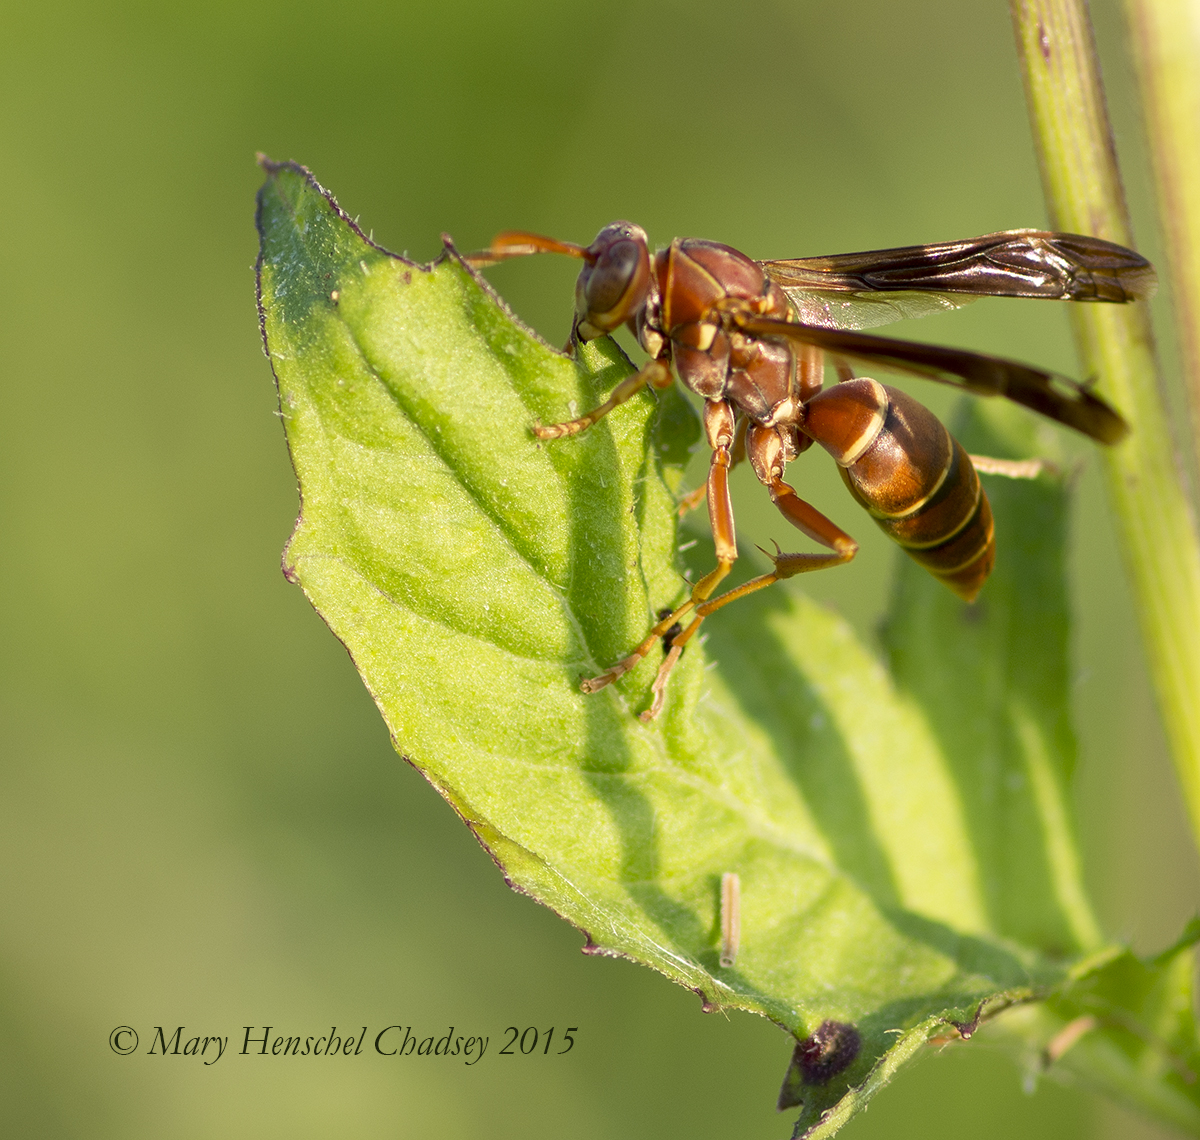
753 539 788 568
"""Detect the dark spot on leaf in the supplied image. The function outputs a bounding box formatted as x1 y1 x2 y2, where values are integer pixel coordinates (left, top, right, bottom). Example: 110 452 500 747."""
657 607 684 657
949 1000 986 1039
694 988 717 1013
797 1020 861 1082
777 1021 861 1110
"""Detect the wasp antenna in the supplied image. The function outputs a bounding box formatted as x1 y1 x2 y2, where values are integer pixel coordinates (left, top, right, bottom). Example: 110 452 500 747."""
460 230 589 268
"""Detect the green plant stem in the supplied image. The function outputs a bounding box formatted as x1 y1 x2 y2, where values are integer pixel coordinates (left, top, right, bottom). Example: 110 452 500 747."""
1010 0 1200 853
1125 0 1200 472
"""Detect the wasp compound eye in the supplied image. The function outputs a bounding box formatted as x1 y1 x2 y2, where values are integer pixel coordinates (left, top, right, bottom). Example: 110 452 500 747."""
574 223 651 339
585 239 641 315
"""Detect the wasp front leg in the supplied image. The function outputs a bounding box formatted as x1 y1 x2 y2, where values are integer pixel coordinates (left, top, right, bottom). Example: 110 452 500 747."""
582 399 741 717
533 357 673 440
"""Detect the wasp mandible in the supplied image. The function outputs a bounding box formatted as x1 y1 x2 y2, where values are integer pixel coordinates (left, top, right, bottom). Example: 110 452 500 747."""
466 224 1153 720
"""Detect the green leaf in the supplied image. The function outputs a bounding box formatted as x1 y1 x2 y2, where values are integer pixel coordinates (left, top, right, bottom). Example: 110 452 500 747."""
881 400 1100 958
986 923 1200 1135
255 159 1198 1137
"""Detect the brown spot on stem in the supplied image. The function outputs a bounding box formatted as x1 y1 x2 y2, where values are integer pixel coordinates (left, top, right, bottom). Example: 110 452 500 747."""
1038 19 1051 62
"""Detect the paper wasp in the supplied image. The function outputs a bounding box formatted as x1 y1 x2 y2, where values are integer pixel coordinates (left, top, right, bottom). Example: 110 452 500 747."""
466 224 1153 719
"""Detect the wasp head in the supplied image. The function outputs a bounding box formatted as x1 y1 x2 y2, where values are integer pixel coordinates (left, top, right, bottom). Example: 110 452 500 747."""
574 221 652 342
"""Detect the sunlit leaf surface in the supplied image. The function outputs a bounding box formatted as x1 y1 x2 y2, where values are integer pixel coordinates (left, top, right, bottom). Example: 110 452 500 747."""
256 160 1199 1137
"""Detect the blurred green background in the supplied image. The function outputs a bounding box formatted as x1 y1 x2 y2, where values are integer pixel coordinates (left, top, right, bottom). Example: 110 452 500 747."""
2 0 1196 1136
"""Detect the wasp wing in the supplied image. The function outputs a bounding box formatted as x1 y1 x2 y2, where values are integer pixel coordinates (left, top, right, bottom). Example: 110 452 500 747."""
734 314 1129 444
778 289 979 331
761 229 1155 330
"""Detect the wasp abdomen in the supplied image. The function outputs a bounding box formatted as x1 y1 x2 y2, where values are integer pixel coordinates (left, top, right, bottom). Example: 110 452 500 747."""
803 380 995 601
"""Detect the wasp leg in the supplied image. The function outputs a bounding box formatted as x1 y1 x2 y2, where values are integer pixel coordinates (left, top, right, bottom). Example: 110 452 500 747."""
677 415 748 516
674 425 859 631
583 400 739 714
678 488 858 626
642 644 684 722
968 454 1054 479
639 473 858 721
534 357 672 440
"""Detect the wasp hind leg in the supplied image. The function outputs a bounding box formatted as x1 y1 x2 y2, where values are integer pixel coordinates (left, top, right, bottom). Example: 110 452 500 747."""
684 440 859 629
969 455 1054 479
584 416 859 721
643 438 859 721
651 426 859 710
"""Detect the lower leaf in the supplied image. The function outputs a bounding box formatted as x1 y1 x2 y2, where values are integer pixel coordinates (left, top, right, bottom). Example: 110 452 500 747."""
255 158 1194 1137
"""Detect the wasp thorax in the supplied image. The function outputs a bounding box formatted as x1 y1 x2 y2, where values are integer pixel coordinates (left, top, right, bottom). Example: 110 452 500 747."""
574 222 651 340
